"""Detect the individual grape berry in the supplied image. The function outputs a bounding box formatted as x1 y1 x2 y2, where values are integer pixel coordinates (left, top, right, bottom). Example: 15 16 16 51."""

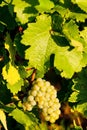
23 102 33 111
27 95 34 102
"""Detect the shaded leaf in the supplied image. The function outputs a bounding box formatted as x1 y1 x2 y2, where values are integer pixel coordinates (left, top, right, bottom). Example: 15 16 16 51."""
69 68 87 117
53 2 87 22
0 5 16 30
63 20 86 52
0 84 12 104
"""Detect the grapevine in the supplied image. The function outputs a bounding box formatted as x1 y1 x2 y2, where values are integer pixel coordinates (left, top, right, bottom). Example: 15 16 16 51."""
0 0 87 129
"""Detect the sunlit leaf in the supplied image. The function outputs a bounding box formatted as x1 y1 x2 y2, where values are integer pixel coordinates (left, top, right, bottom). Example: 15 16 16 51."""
72 0 87 13
0 109 8 130
12 0 38 23
21 14 83 78
35 0 54 13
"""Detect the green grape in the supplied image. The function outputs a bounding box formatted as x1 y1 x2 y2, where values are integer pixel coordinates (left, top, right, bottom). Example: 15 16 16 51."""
30 100 36 106
45 115 50 121
32 84 40 91
27 95 34 102
47 107 54 114
30 90 37 97
23 78 61 123
49 116 56 123
45 93 50 100
23 102 33 111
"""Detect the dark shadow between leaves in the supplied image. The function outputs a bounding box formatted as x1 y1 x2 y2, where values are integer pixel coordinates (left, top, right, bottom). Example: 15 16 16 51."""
0 5 17 30
14 33 30 66
23 6 38 22
22 0 39 6
21 0 39 22
72 68 87 105
63 0 86 13
51 34 70 47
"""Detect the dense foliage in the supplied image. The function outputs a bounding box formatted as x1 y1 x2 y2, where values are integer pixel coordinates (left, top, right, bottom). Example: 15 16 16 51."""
0 0 87 129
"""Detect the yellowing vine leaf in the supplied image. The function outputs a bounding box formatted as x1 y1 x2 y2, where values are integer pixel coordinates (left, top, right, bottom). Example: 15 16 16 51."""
0 109 8 130
2 63 20 85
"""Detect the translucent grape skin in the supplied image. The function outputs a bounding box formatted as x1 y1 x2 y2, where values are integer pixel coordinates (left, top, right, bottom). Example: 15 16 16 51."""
23 78 61 123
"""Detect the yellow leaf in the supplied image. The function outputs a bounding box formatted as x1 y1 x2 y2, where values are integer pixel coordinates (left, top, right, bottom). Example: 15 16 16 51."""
2 63 20 85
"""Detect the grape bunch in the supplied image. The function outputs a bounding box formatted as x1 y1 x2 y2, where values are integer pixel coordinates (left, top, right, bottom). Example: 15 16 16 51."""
23 78 61 123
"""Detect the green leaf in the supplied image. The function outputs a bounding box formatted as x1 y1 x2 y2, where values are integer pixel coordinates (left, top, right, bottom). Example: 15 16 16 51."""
63 20 79 40
69 68 87 117
72 0 87 13
63 20 85 51
53 4 70 18
7 79 23 94
76 103 87 117
0 102 15 113
54 47 82 78
2 62 23 94
18 66 28 79
21 14 83 78
12 0 29 23
12 0 38 23
35 0 54 13
72 125 82 130
69 91 79 103
54 4 87 22
80 27 87 52
0 109 8 130
10 108 35 127
21 14 51 77
70 12 87 22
